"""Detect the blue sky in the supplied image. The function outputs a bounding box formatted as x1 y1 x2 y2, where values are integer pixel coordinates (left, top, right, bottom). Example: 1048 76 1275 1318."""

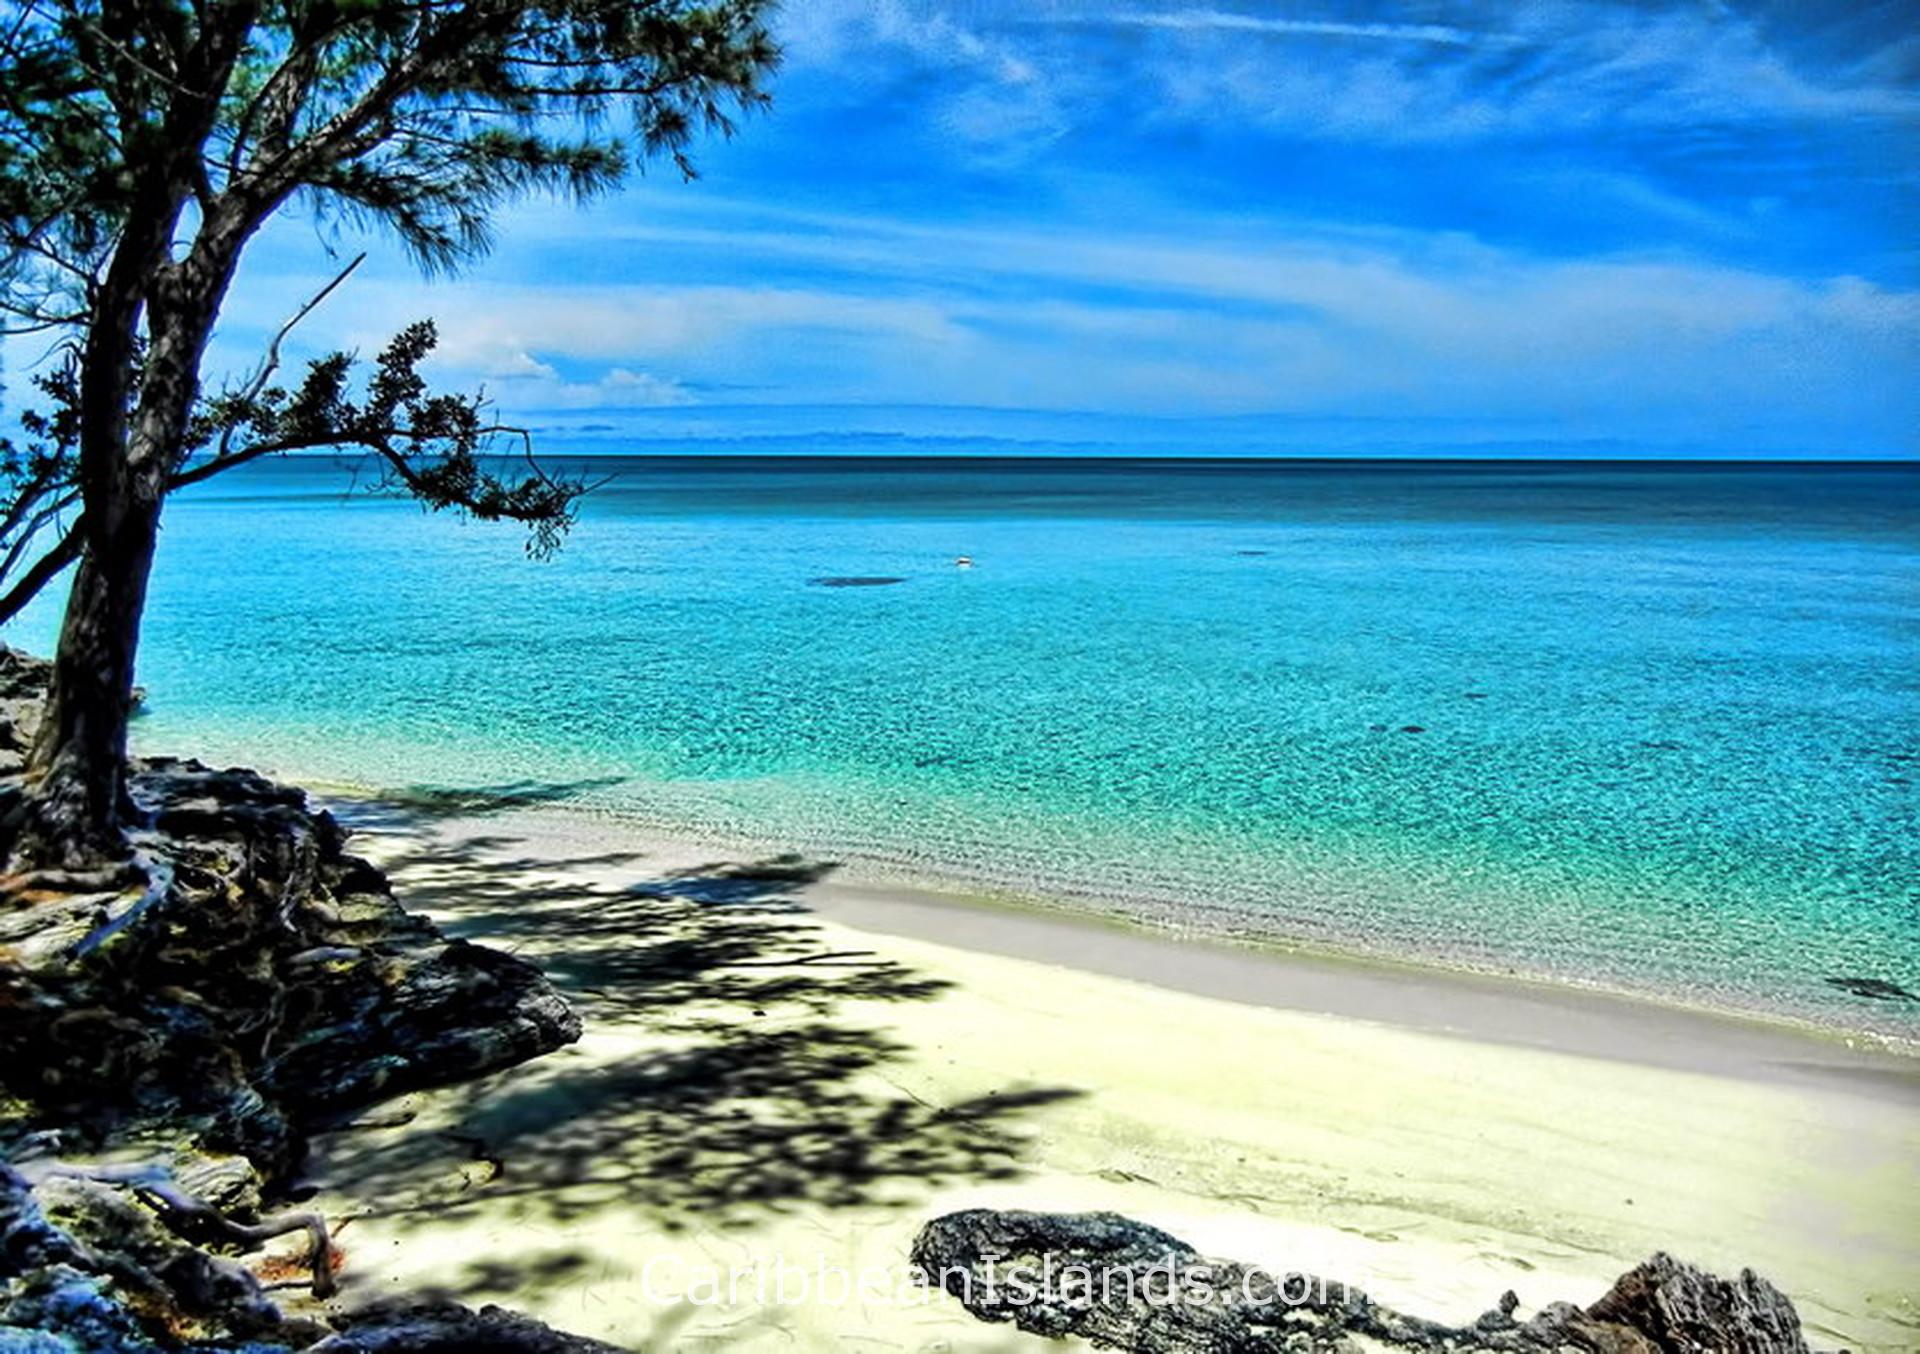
226 1 1919 456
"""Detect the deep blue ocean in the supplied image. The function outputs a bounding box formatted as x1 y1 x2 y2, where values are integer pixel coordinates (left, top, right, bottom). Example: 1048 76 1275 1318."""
7 457 1917 1036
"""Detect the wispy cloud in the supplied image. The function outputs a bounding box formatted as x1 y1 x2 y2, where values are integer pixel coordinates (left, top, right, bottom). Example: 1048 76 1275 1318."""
224 197 1917 455
174 1 1915 458
1096 11 1497 48
783 0 1919 152
780 0 1065 157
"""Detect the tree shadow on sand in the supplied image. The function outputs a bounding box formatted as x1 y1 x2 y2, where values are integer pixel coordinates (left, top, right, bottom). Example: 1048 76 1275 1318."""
309 808 1081 1251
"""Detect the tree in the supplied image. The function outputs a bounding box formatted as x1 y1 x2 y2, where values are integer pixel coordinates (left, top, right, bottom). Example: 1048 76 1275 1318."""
0 0 778 870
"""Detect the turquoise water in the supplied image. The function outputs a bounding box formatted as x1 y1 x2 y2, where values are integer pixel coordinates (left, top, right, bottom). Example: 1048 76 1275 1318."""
7 457 1918 1036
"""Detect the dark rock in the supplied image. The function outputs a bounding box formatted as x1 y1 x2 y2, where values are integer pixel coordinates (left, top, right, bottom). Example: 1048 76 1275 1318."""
0 1164 83 1276
1586 1251 1806 1354
0 747 580 1181
1 1164 621 1353
0 648 51 763
266 936 580 1115
0 650 589 1349
913 1210 1810 1354
0 646 50 702
808 575 907 587
310 1298 628 1352
911 1208 1450 1353
0 1163 311 1351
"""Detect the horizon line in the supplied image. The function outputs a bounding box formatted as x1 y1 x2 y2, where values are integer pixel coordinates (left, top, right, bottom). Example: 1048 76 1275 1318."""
244 449 1919 466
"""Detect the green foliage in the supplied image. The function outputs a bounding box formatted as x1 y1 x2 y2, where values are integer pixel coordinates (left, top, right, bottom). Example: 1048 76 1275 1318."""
185 321 589 558
3 0 778 277
0 0 779 621
0 316 585 624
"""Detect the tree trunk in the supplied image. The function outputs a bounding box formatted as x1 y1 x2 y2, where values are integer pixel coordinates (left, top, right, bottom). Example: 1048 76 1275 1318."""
14 495 162 869
7 219 259 869
0 13 262 875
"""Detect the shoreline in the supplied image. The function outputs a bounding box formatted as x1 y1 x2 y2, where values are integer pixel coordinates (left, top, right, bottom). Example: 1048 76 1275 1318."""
806 873 1920 1097
304 775 1920 1062
303 787 1920 1351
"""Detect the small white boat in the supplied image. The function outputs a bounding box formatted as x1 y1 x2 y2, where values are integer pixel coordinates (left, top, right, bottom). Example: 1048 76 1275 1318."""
954 556 974 568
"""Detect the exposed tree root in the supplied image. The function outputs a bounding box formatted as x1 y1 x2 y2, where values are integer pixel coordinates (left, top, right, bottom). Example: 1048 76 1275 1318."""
28 1161 338 1300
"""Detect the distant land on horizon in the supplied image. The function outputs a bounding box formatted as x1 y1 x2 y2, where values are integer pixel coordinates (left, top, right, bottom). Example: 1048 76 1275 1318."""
363 403 1914 462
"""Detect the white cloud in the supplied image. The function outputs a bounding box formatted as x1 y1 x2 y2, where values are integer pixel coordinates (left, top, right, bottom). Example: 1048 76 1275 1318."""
600 368 695 406
346 284 965 379
785 1 1920 147
252 202 1916 452
501 370 695 411
783 0 1034 84
483 350 559 381
1135 2 1920 142
1100 12 1495 47
776 0 1070 158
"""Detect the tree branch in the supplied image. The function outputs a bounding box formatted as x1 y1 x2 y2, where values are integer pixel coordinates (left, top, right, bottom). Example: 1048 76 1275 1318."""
27 1160 336 1301
214 252 366 459
170 420 530 493
0 517 83 627
0 488 80 583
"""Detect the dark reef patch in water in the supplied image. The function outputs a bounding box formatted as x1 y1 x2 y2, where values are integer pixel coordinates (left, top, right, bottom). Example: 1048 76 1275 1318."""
1826 975 1918 1002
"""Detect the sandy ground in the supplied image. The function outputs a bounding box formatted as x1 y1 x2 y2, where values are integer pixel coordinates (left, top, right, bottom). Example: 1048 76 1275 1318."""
294 798 1920 1352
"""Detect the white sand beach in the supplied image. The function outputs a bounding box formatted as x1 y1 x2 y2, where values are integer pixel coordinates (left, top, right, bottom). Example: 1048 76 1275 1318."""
295 799 1920 1352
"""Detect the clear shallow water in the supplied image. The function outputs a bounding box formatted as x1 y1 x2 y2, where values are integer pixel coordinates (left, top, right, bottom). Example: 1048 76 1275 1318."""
7 457 1918 1036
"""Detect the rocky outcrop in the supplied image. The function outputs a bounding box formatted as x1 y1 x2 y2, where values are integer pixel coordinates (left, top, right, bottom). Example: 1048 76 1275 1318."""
0 1161 321 1351
0 646 590 1349
0 1164 624 1352
303 1299 628 1352
1584 1252 1810 1354
0 649 580 1181
912 1210 1810 1354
